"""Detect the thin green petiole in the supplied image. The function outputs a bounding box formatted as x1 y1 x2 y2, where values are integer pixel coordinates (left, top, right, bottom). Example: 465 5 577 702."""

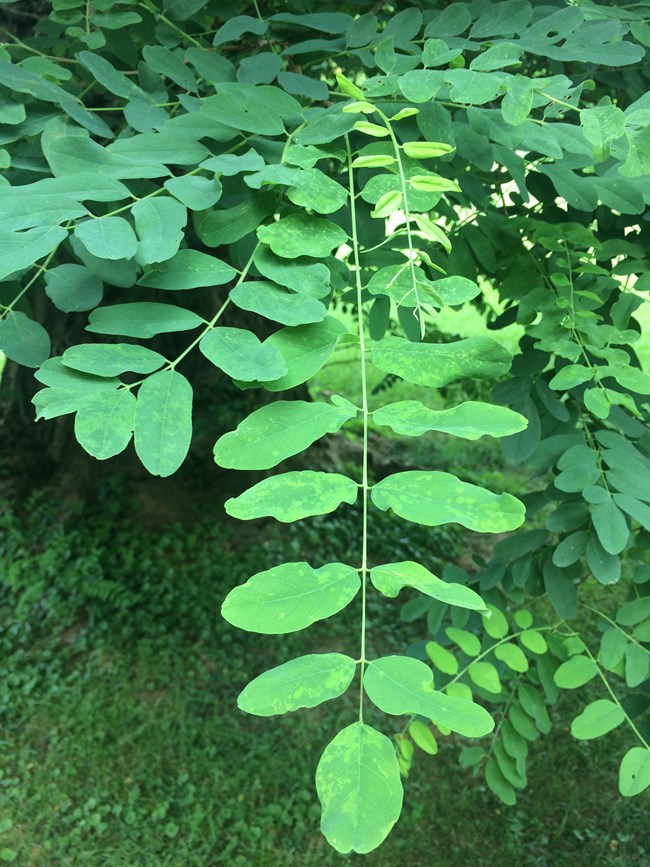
346 135 370 723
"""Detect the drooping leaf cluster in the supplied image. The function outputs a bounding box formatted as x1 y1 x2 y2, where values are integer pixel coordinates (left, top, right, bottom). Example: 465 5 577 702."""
0 0 648 853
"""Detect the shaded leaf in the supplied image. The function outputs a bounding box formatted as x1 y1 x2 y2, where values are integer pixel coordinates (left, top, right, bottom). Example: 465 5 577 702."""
134 370 193 477
199 327 287 381
74 389 136 460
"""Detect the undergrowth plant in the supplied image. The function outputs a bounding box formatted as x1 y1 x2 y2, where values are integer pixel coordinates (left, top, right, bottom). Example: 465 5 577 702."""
0 0 648 854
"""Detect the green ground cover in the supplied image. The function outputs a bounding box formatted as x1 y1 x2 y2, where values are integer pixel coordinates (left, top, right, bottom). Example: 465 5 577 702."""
0 458 647 866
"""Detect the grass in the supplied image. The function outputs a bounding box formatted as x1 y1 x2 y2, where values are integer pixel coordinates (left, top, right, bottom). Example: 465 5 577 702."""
0 474 648 866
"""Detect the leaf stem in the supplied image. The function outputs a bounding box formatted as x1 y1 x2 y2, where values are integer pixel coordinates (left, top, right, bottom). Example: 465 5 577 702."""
374 107 424 336
346 135 370 724
580 639 650 750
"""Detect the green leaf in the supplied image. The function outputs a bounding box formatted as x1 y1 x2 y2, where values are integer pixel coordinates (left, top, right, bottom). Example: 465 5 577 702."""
372 400 526 440
202 85 300 135
494 644 529 673
212 15 267 48
409 720 438 755
470 43 523 71
409 175 461 193
468 661 502 694
446 627 482 657
553 655 598 689
370 561 488 612
0 312 50 368
335 72 365 100
412 216 451 252
138 249 237 290
351 155 396 168
74 389 136 460
44 264 103 313
600 628 628 671
445 69 506 105
199 327 287 382
552 530 588 566
237 653 357 716
501 76 534 125
544 562 578 620
482 604 509 639
519 630 548 654
0 184 88 232
584 387 610 419
591 498 629 555
0 59 112 138
253 246 331 298
213 400 357 471
371 471 525 532
586 536 621 585
367 264 434 308
372 191 403 219
619 747 650 797
252 317 350 392
74 216 137 261
580 105 626 162
509 705 539 742
61 344 166 376
163 175 223 211
134 370 193 477
87 303 203 338
571 699 625 741
195 193 274 247
426 641 458 675
485 760 516 806
371 336 512 387
549 364 593 390
616 597 650 627
0 226 67 281
225 472 358 522
364 656 494 737
142 45 197 91
287 169 348 214
200 148 264 177
625 644 649 688
518 684 551 734
353 120 390 137
229 281 327 326
221 562 360 634
316 722 403 855
257 214 347 259
296 104 356 146
132 197 187 266
402 141 454 159
76 50 148 101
